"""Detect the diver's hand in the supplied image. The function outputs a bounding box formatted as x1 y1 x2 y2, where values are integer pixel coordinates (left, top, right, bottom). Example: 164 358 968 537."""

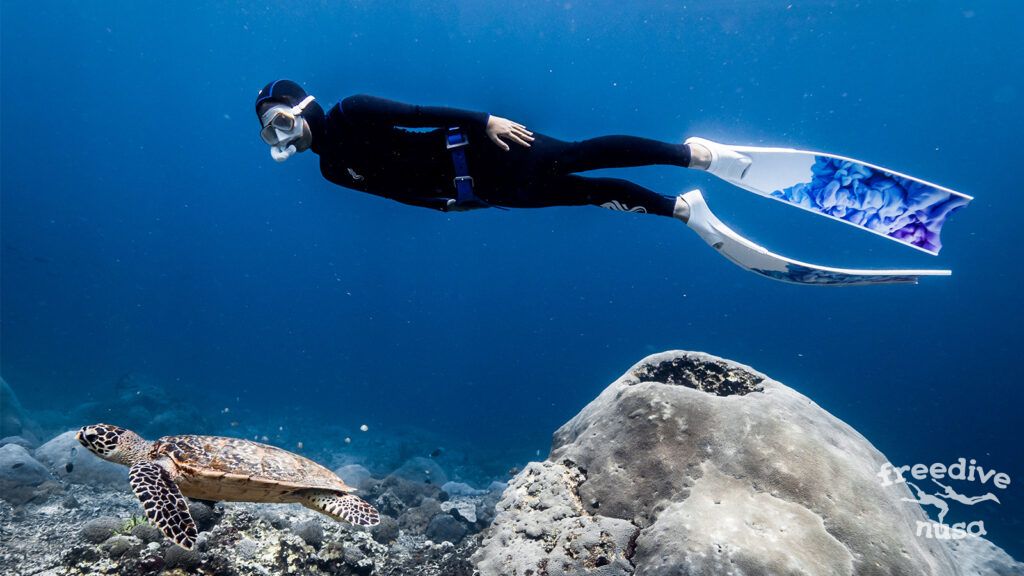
486 115 534 151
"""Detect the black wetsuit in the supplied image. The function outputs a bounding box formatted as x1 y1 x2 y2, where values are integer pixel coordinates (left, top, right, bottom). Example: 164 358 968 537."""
308 95 691 216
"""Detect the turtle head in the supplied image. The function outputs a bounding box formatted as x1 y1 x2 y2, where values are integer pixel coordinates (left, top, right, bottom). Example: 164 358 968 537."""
76 424 150 465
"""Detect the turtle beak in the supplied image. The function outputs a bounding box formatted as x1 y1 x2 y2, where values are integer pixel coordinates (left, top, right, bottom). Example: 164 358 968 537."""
75 426 98 450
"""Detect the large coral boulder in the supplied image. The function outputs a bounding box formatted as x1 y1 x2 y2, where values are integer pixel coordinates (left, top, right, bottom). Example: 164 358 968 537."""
474 351 1020 576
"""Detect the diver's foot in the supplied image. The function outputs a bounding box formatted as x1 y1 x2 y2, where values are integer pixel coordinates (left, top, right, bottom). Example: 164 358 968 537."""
684 137 752 181
673 194 691 223
686 141 713 170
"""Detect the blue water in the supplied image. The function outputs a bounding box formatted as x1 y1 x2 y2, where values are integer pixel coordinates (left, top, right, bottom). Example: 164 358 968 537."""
2 0 1021 557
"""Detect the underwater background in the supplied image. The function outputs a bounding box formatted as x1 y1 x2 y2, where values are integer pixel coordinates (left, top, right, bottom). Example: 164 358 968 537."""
2 0 1021 559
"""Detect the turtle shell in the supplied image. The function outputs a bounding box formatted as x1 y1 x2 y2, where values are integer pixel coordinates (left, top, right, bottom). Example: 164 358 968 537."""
153 435 352 501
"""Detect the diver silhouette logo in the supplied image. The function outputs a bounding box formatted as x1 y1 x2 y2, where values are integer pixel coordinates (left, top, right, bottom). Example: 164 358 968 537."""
878 458 1010 540
902 481 952 524
932 479 1000 505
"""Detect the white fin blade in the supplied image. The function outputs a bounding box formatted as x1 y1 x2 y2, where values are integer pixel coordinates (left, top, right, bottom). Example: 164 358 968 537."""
680 189 950 286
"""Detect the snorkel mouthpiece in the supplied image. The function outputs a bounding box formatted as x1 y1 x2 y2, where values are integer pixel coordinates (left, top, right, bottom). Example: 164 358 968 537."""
271 144 298 163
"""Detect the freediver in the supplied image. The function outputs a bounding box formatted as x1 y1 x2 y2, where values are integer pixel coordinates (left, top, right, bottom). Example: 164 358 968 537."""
932 479 1001 506
254 79 747 220
902 481 950 524
254 80 967 286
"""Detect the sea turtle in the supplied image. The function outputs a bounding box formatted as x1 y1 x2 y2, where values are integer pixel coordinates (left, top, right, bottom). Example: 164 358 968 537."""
75 424 379 549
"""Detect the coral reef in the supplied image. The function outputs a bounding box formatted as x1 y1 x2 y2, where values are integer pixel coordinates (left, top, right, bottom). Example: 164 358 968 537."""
1 352 1020 575
0 445 498 575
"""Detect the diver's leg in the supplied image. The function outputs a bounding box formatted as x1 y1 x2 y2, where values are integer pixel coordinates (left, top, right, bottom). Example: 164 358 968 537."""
500 175 676 216
552 135 693 174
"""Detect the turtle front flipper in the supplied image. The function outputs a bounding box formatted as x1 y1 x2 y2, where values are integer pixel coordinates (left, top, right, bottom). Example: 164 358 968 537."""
301 491 380 526
129 461 198 549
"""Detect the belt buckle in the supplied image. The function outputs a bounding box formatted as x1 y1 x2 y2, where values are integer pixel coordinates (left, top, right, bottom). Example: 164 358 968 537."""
446 128 469 149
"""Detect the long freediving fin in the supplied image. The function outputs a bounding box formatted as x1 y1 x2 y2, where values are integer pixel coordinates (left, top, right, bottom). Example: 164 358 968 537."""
685 137 972 255
678 189 951 286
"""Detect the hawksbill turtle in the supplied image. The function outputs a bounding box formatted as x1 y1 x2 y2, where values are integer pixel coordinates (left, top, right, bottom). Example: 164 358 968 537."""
76 424 379 549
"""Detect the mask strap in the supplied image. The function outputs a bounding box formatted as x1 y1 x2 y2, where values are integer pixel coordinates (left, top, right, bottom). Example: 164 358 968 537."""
290 95 316 115
260 95 316 127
